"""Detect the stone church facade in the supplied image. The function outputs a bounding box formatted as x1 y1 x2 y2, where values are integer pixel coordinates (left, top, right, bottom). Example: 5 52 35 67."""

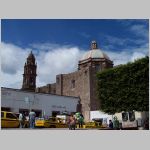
21 41 113 121
34 41 113 121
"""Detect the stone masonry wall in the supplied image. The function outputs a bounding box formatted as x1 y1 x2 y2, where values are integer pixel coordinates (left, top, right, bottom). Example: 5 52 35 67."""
56 69 91 121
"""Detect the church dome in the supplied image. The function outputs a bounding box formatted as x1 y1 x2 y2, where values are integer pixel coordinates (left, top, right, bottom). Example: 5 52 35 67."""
80 41 110 61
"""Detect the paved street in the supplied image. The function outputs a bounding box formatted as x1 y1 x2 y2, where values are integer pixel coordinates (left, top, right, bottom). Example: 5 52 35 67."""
2 128 106 130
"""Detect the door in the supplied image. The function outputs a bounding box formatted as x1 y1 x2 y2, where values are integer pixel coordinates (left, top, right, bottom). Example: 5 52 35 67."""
5 112 19 128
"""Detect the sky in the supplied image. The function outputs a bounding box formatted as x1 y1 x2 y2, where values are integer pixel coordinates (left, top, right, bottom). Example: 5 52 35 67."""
1 19 149 89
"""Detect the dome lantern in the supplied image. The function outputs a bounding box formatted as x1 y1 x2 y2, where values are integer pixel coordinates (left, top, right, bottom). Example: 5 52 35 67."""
91 40 98 50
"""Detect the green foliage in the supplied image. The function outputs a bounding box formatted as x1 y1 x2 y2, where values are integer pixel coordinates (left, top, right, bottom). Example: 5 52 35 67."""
97 56 149 114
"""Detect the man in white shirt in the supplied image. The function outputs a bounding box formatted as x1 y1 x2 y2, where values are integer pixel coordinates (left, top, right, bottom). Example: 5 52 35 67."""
19 113 23 128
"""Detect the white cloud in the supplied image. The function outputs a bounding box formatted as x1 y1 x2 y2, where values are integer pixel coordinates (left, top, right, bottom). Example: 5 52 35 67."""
0 42 148 89
106 45 148 66
0 42 86 89
0 42 31 89
131 52 146 62
36 46 85 85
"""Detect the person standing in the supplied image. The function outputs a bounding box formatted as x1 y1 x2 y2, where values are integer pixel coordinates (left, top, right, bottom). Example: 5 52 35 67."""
19 113 23 128
109 120 113 129
29 111 36 129
68 114 76 130
78 114 84 128
22 113 26 128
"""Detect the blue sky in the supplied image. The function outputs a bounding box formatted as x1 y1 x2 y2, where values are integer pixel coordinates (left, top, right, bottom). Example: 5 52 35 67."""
2 19 149 50
1 19 149 88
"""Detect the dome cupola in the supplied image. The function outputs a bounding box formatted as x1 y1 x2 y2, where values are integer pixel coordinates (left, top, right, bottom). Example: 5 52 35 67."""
80 40 110 61
78 41 113 70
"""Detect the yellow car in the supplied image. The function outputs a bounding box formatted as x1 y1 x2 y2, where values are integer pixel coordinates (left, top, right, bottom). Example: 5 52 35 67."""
35 117 50 128
1 111 20 128
49 117 68 128
35 117 67 128
84 119 106 129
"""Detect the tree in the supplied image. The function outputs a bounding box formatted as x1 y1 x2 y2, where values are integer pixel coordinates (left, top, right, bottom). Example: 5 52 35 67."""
97 56 149 114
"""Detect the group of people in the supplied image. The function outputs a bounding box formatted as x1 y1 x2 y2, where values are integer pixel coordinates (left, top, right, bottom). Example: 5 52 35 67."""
19 111 36 129
67 112 84 130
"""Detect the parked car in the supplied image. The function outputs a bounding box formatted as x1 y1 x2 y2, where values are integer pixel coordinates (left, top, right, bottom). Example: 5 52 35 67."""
83 119 105 129
35 117 50 128
1 111 20 128
35 116 67 128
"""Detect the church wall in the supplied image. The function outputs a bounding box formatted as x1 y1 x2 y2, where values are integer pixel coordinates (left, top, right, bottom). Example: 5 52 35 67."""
56 69 91 121
56 74 63 95
89 60 113 111
36 83 56 94
89 66 101 110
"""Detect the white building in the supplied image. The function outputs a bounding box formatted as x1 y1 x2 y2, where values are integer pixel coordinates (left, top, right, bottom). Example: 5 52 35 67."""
1 87 79 117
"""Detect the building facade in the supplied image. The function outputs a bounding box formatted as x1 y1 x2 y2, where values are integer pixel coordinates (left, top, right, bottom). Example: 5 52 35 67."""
36 41 113 121
1 87 79 117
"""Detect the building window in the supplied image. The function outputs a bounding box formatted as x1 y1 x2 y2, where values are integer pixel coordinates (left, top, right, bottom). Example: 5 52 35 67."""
6 113 17 119
122 112 128 121
71 80 75 89
129 111 135 121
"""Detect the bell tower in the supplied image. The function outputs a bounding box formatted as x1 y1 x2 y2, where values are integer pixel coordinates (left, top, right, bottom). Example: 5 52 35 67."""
22 51 37 92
